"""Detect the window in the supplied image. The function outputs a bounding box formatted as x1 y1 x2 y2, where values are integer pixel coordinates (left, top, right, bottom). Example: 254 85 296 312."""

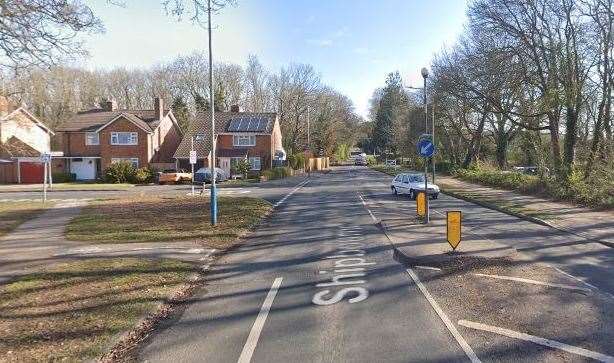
233 135 256 147
111 158 139 168
402 175 409 184
110 132 138 145
194 133 205 141
394 175 402 182
85 132 99 145
249 157 261 171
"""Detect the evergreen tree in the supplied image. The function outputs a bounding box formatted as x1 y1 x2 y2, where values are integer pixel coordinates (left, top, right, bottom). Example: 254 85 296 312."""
171 96 190 131
372 72 408 155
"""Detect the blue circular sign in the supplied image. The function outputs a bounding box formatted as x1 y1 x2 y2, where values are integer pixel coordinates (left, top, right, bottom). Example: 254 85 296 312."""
417 139 435 157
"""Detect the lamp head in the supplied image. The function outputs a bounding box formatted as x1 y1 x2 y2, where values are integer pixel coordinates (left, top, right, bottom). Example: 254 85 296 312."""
421 67 429 78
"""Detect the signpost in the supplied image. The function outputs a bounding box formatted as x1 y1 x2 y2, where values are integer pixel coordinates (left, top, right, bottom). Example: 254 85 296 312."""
446 211 462 250
417 135 435 224
40 153 52 203
190 137 197 196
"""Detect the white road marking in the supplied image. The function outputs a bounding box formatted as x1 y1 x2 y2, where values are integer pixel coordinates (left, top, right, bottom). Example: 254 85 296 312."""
415 265 442 271
237 277 283 363
473 273 591 292
273 179 309 208
458 320 614 362
551 266 599 290
406 269 481 363
357 193 379 223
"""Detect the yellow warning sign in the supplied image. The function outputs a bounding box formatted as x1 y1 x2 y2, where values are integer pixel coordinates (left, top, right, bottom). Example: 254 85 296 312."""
447 211 462 250
416 192 426 217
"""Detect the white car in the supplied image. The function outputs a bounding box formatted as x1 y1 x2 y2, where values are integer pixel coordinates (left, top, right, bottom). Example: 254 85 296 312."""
391 173 440 199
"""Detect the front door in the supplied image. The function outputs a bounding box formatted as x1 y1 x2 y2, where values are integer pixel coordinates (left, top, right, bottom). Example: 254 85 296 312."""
218 157 231 177
70 158 97 180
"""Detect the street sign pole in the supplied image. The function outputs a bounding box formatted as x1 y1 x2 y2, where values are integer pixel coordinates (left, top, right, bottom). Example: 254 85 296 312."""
207 0 217 225
191 136 195 196
43 159 48 203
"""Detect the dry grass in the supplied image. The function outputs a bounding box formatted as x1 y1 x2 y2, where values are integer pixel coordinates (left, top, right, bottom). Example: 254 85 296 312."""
0 258 196 362
65 196 272 246
0 201 51 237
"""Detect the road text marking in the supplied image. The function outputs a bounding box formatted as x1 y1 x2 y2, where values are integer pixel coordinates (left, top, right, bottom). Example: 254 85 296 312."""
237 277 283 363
458 320 614 362
406 269 481 363
473 273 591 292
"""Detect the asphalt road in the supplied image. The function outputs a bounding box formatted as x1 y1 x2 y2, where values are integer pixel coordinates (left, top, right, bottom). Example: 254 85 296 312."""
136 166 613 362
139 167 469 363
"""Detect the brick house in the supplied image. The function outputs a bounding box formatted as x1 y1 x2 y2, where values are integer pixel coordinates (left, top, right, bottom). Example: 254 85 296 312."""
174 106 284 176
54 97 182 180
0 96 55 183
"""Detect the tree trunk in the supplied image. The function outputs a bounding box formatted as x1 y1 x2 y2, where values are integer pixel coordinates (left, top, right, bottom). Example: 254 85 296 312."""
462 110 487 168
495 134 508 169
562 106 578 175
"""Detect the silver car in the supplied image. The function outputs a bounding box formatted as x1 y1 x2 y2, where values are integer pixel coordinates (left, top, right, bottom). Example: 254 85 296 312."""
391 173 440 199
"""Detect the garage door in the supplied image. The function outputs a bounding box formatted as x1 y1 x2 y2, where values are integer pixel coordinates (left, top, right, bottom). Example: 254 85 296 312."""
20 162 44 184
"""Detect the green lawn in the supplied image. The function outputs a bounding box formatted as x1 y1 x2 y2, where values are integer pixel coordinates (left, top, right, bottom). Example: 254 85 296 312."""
66 196 272 246
0 201 51 236
0 258 196 362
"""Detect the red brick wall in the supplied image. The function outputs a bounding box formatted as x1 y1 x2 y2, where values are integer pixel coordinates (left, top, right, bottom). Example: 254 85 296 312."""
217 134 273 169
151 116 182 163
99 118 149 169
55 132 101 157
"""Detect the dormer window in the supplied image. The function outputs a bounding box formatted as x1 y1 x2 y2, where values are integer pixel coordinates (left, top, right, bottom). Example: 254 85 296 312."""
195 133 205 141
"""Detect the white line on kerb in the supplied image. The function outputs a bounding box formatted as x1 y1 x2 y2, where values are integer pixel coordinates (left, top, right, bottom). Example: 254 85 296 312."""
473 273 591 292
458 320 614 362
273 179 309 208
406 269 481 363
415 265 442 271
551 266 599 290
358 193 379 223
237 277 283 363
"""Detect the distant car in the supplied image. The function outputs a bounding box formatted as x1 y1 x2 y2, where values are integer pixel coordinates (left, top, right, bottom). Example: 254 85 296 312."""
512 166 549 175
385 159 398 167
194 167 228 184
355 155 368 166
391 173 440 199
158 169 192 184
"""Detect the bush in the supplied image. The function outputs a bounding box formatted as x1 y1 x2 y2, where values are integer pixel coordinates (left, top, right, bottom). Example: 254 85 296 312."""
262 167 293 180
104 161 136 183
52 172 76 183
366 155 376 165
288 153 306 170
134 167 156 184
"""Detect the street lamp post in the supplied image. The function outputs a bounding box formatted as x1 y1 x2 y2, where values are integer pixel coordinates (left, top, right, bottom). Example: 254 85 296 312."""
421 67 429 224
207 0 217 225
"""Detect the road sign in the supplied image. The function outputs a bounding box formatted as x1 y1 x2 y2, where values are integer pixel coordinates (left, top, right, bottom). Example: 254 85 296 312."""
417 139 435 158
189 150 197 165
40 153 51 163
416 192 426 217
447 211 462 250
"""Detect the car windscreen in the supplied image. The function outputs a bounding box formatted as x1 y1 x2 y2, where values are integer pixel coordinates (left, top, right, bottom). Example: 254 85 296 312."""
409 175 425 183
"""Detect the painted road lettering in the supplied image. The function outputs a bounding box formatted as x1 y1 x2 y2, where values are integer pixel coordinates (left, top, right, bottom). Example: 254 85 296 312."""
312 226 374 306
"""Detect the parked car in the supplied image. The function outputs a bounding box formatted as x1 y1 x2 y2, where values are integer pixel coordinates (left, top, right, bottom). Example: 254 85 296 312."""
158 169 192 184
355 154 368 166
385 159 398 167
391 173 440 199
194 167 228 184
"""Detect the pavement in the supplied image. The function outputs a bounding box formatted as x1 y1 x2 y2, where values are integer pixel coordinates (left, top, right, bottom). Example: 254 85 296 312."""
136 166 614 362
437 176 614 246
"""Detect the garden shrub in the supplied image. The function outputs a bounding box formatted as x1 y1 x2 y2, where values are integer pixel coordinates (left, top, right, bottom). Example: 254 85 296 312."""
104 161 136 183
134 167 156 184
366 155 376 165
262 167 293 180
52 172 76 183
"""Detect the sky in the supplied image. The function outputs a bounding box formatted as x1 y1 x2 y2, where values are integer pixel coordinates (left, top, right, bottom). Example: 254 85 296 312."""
82 0 468 118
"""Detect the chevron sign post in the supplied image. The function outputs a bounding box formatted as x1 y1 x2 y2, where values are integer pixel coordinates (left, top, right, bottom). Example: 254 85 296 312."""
417 136 435 224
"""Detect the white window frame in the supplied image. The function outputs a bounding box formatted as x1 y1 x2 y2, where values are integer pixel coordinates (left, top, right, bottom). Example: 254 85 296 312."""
233 135 256 147
111 157 139 168
85 132 99 146
249 156 261 171
194 133 205 141
110 132 138 145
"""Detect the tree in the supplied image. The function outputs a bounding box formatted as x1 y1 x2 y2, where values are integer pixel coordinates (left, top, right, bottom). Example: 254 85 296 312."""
171 96 190 131
372 72 409 155
0 1 103 71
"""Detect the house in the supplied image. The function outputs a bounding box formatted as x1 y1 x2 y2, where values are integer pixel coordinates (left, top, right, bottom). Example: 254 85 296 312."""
174 106 284 176
0 96 55 183
54 97 182 180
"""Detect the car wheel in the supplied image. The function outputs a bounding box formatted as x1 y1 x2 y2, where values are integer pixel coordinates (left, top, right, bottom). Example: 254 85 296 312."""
432 193 439 200
391 186 397 195
409 189 416 200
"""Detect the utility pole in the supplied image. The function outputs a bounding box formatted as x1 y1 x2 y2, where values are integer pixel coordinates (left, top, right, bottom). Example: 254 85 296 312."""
307 106 311 150
432 102 436 184
207 0 217 225
421 67 430 224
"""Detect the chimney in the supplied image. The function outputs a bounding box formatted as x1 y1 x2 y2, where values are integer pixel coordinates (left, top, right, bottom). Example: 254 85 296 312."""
155 97 164 120
230 104 240 113
103 99 117 111
0 96 10 115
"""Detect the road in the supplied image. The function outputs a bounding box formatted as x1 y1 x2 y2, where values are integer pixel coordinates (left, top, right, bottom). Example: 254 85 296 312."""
136 166 614 362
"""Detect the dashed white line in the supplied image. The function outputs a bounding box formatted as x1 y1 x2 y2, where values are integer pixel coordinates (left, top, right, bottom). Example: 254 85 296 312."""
473 273 592 292
406 268 481 363
458 320 614 362
237 277 283 363
358 193 379 223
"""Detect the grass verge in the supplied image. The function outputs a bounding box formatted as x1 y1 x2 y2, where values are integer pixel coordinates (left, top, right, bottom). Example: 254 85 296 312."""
0 258 197 362
0 201 52 237
66 196 272 245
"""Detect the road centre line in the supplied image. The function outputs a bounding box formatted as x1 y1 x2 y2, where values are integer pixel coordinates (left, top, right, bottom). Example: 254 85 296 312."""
273 179 309 208
472 273 591 292
458 320 614 362
406 269 481 363
357 193 379 223
237 277 283 363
